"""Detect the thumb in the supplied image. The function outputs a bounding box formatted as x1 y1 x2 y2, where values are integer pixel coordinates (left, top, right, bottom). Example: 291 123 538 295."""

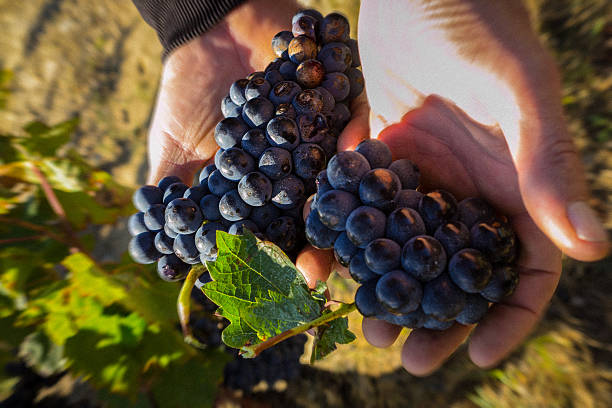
503 66 609 261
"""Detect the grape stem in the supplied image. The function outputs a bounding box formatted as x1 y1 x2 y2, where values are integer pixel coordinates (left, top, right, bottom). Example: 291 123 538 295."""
241 302 357 358
178 265 208 349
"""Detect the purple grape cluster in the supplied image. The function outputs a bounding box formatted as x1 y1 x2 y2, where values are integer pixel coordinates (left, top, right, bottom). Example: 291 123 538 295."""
127 9 364 281
306 139 520 330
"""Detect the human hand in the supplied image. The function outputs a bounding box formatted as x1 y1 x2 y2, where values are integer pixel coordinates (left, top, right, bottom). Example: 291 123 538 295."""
145 0 299 184
296 0 609 376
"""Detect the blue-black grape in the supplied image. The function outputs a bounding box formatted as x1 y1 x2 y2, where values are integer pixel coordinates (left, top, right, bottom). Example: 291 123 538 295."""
355 279 381 317
173 233 200 265
388 159 420 190
217 147 255 181
316 189 360 231
386 207 426 245
163 182 189 205
393 189 423 211
288 35 318 64
242 96 275 128
358 168 401 212
165 198 203 234
480 265 519 302
345 206 386 248
434 221 470 256
321 72 350 102
221 94 242 118
375 270 422 313
266 116 300 150
456 294 489 325
183 185 208 204
296 59 325 88
448 248 492 293
401 235 447 282
292 143 326 180
195 221 227 261
470 218 517 264
228 220 259 235
421 273 466 321
245 77 272 101
354 139 392 169
319 12 350 44
154 230 175 255
271 175 305 210
456 197 496 228
418 189 458 232
258 147 293 180
200 194 221 221
158 176 182 192
208 169 237 196
241 129 269 159
238 172 273 206
219 190 252 221
364 238 401 274
269 81 302 106
229 78 249 105
133 185 163 212
318 42 352 73
293 89 324 115
128 212 148 236
144 203 166 231
214 117 249 149
266 216 299 252
346 67 364 99
250 203 281 231
129 231 161 264
327 151 370 193
305 210 339 249
271 31 293 57
333 231 358 266
157 254 190 282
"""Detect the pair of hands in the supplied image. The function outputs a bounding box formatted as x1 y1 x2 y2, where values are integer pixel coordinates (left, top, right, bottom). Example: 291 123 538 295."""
145 0 609 375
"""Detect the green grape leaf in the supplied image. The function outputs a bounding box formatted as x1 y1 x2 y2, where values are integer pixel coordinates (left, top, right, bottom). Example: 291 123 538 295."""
202 231 355 360
311 315 356 361
20 118 79 158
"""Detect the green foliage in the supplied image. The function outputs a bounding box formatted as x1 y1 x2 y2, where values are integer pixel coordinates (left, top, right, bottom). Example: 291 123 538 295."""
203 231 355 360
0 120 227 407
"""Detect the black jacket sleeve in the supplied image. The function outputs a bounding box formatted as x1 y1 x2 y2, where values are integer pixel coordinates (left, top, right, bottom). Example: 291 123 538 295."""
132 0 246 58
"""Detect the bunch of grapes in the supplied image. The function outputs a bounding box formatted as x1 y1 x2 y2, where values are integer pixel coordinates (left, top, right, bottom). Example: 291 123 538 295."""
126 9 364 281
305 139 519 329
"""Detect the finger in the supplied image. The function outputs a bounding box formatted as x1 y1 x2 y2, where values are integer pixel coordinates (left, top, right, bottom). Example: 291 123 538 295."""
499 59 609 261
295 245 334 289
362 318 402 348
401 324 473 376
468 213 561 367
337 92 370 152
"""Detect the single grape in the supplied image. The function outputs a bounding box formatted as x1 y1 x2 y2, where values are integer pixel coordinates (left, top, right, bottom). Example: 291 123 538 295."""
327 151 371 193
158 176 182 192
393 189 423 211
221 94 242 118
157 254 190 282
144 203 166 231
174 233 200 265
364 238 402 274
229 78 249 105
358 168 401 212
228 220 259 235
316 189 360 231
242 96 275 128
471 218 517 264
129 231 161 264
292 143 326 180
456 294 489 325
128 212 148 236
183 185 208 204
355 279 382 317
214 117 249 149
133 185 163 212
266 116 300 150
345 206 386 248
165 198 203 234
245 77 272 101
333 232 359 267
375 270 423 313
250 203 281 231
271 175 305 210
266 216 299 252
305 210 340 249
321 72 350 102
162 182 189 205
418 189 458 232
434 221 470 256
319 12 350 44
388 159 420 190
386 207 426 245
258 147 293 180
154 230 175 255
355 139 392 169
401 235 447 282
421 273 466 321
217 147 256 181
219 190 252 221
241 129 269 159
480 265 519 302
200 194 222 221
238 172 273 207
208 169 237 197
448 248 493 293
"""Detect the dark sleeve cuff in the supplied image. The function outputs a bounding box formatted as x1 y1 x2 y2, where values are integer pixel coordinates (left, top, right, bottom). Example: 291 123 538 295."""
133 0 247 59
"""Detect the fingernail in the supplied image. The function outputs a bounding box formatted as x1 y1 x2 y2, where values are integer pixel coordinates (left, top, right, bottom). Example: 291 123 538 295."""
567 201 609 243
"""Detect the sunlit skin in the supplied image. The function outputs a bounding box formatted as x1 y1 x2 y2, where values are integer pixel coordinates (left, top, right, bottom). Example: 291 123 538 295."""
145 0 609 376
